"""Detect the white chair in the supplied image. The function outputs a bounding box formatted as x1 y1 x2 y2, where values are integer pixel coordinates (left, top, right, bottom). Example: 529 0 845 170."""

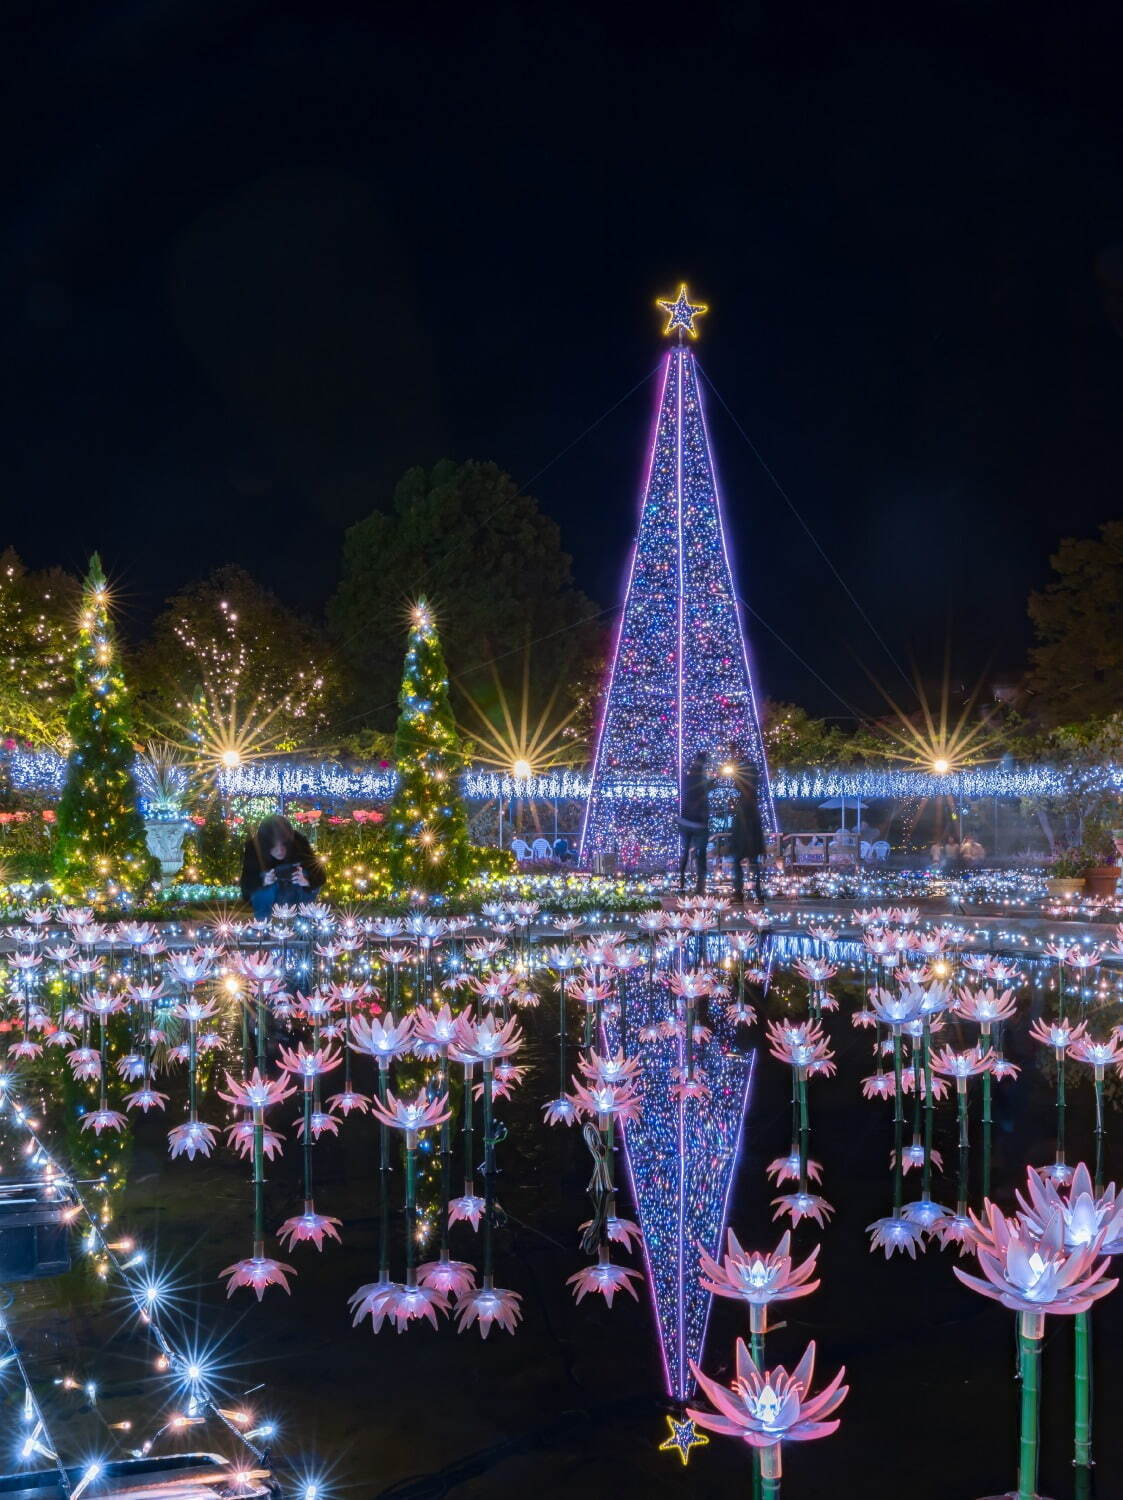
531 838 551 860
510 837 530 860
872 840 889 861
860 841 872 861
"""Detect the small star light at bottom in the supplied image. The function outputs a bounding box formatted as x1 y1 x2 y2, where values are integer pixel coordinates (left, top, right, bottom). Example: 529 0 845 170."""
658 1412 709 1465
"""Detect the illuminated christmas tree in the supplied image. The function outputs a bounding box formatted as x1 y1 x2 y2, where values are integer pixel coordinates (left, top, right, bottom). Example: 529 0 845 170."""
581 287 775 868
387 601 471 894
55 556 153 898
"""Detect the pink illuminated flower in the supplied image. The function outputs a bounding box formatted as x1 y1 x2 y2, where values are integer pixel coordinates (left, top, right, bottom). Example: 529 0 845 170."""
861 1073 894 1101
369 1088 452 1135
124 1086 168 1113
930 1044 995 1081
452 1011 524 1064
349 1278 398 1331
448 1194 487 1230
383 1282 449 1331
767 1153 822 1185
699 1229 819 1308
955 985 1018 1028
327 1089 370 1116
454 1281 522 1337
771 1193 835 1229
687 1339 847 1452
577 1048 643 1086
276 1209 342 1252
670 1076 712 1104
277 1043 342 1079
418 1258 477 1298
668 969 715 1001
1015 1163 1123 1253
766 1019 835 1074
867 1215 927 1259
225 1118 284 1159
221 1255 296 1300
80 1109 128 1135
218 1068 296 1111
8 1040 43 1061
168 1121 217 1160
293 1110 339 1140
542 1096 579 1127
67 1047 101 1081
350 1011 415 1064
568 1078 642 1125
954 1202 1117 1316
1029 1016 1088 1052
567 1259 642 1306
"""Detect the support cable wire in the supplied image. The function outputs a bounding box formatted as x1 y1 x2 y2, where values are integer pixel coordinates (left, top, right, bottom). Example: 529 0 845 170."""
696 359 914 694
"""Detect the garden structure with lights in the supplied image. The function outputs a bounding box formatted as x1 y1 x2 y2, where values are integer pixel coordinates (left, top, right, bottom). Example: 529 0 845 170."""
2 294 1123 1500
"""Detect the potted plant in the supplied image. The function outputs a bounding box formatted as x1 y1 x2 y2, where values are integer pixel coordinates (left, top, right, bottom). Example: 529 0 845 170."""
1081 822 1120 901
1045 848 1092 902
135 739 195 884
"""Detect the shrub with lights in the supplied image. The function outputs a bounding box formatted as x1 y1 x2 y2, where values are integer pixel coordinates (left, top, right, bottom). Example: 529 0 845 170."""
54 556 155 901
387 601 473 895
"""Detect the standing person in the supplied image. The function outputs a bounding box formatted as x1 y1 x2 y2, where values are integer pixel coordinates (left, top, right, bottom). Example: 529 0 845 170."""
240 814 326 921
730 756 766 903
678 749 713 895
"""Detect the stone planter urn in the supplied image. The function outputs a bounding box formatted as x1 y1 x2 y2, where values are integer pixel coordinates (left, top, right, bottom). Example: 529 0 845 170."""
144 816 191 884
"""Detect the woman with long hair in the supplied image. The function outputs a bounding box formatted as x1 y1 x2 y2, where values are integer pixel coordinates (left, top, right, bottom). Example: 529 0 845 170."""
240 813 326 921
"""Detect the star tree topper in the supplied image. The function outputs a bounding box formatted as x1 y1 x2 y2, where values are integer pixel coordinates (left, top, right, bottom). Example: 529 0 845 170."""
658 1413 709 1465
656 283 708 338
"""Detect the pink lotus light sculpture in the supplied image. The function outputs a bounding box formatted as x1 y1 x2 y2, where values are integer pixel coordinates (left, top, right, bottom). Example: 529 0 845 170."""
369 1088 452 1136
276 1208 342 1252
699 1229 819 1333
417 1258 477 1298
687 1339 847 1489
454 1280 522 1337
167 1120 217 1160
80 1109 127 1135
222 1253 296 1300
123 1086 169 1113
567 1256 642 1307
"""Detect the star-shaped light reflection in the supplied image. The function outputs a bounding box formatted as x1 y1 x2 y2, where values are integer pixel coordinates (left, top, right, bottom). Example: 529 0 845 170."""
656 283 708 337
658 1412 709 1465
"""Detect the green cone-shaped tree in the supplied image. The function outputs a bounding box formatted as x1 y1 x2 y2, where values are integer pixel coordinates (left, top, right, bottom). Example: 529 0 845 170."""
55 556 153 898
387 601 471 894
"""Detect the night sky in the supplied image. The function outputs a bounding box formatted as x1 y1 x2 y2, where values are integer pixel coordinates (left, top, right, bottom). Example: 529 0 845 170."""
6 2 1123 718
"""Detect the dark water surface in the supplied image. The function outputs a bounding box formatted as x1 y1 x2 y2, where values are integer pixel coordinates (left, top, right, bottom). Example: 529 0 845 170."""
4 948 1121 1500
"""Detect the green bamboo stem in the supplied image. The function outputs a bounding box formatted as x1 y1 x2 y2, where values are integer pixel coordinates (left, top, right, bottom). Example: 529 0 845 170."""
797 1071 809 1197
252 1106 265 1246
1017 1317 1041 1500
462 1061 475 1194
302 1079 313 1204
957 1081 969 1208
892 1034 904 1214
981 1067 993 1203
405 1133 418 1280
481 1063 495 1283
438 1056 452 1260
1057 1048 1066 1166
1094 1074 1105 1195
187 1019 197 1120
1074 1309 1092 1472
921 1022 934 1201
377 1067 390 1282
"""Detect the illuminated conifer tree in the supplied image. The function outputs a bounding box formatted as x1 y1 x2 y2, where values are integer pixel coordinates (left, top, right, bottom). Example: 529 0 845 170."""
582 287 775 868
55 556 153 897
387 601 471 893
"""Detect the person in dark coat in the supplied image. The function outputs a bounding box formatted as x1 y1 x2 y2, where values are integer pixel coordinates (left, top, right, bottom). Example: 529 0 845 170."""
240 814 326 921
729 757 766 902
678 750 714 895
